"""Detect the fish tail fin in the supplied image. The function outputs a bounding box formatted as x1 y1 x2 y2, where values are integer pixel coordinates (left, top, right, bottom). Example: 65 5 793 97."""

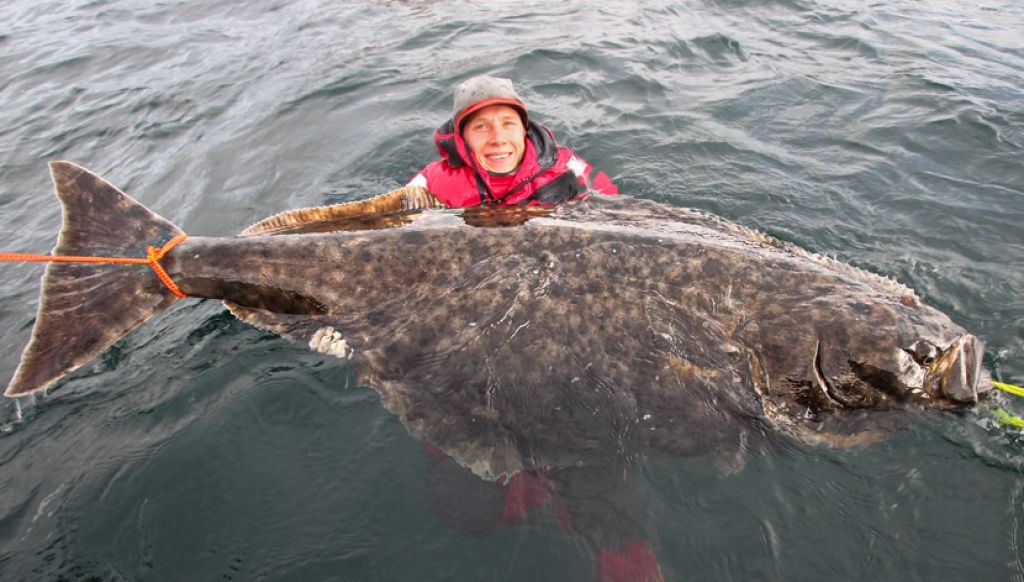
4 161 185 397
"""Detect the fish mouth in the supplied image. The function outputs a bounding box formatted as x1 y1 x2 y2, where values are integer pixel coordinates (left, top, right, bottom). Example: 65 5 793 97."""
932 334 985 403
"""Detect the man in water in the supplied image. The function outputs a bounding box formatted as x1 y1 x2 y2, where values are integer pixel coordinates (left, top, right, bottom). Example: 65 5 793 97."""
410 84 660 582
407 75 618 206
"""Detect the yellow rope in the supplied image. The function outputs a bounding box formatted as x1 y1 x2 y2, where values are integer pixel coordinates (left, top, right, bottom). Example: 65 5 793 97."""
994 408 1024 429
993 381 1024 399
991 381 1024 429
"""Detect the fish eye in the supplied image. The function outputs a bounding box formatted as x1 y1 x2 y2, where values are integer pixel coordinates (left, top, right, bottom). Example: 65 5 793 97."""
904 340 941 366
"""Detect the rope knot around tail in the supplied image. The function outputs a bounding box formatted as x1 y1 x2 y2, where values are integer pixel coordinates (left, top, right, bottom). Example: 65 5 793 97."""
145 233 188 298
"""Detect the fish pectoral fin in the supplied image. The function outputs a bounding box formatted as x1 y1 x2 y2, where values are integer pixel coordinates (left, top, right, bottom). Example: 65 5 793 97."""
223 301 356 359
712 431 751 477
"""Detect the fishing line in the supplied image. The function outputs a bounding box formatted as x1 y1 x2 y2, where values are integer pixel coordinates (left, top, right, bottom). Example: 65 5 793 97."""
993 381 1024 429
0 233 189 298
995 381 1024 399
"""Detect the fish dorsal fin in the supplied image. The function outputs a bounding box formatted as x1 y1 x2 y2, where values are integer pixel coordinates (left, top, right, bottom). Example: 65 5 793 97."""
461 205 553 227
239 186 445 236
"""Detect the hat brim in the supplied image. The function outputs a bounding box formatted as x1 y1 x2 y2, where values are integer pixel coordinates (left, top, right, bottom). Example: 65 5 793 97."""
455 98 528 131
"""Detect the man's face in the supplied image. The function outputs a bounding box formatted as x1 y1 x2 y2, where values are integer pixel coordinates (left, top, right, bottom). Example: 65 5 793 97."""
462 104 526 174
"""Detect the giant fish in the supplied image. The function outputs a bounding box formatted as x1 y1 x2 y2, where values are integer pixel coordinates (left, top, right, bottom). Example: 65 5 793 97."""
3 161 992 579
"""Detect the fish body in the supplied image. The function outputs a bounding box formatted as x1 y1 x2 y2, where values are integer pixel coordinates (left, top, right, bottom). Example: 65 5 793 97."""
6 162 989 479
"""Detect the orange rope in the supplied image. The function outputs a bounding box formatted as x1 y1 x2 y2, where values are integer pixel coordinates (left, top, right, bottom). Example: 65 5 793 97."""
0 233 189 298
147 233 189 298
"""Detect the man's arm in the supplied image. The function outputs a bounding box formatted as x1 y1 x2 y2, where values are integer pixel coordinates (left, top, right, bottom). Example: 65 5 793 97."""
567 153 619 196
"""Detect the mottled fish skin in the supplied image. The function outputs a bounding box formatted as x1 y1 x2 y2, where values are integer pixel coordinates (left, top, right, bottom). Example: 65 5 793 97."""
6 162 990 481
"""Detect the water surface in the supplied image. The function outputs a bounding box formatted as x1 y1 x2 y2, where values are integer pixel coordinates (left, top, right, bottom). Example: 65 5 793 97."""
1 1 1022 580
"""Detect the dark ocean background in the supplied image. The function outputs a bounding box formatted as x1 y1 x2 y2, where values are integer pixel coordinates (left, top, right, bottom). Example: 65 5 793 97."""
1 1 1023 580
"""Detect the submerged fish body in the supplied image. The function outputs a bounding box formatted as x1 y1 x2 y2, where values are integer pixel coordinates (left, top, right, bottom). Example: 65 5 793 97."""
6 162 989 479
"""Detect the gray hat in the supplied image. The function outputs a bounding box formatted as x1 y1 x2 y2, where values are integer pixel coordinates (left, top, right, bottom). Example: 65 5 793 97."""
452 75 528 130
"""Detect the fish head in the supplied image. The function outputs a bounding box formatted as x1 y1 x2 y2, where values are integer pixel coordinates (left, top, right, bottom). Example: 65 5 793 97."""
900 333 988 405
811 327 989 412
751 296 991 444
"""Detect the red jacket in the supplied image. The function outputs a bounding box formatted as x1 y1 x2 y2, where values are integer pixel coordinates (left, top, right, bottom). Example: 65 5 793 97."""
408 119 618 207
